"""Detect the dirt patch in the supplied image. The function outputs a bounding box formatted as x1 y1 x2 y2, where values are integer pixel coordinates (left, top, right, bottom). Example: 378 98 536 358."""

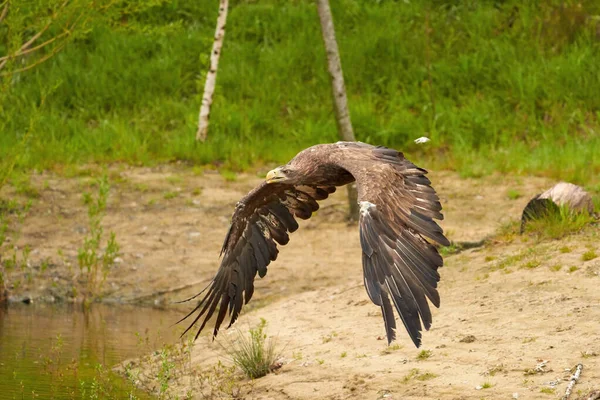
3 165 599 399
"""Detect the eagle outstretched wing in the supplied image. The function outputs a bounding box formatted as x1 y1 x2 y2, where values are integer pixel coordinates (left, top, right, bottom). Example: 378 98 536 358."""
178 181 336 339
331 142 449 347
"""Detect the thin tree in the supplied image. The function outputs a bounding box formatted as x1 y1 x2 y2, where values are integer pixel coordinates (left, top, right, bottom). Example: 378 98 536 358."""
317 0 358 221
196 0 229 142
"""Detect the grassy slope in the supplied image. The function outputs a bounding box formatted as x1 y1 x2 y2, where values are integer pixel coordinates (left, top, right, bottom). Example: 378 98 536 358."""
1 0 600 186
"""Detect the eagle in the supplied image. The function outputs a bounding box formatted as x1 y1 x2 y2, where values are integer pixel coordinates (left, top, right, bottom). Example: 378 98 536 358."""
179 142 450 347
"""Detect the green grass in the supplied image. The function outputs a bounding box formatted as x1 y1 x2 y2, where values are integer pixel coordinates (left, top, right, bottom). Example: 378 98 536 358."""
1 1 600 183
380 343 403 355
220 170 238 182
402 368 438 383
521 260 541 270
439 243 461 256
507 189 522 200
162 191 179 200
415 372 438 381
582 250 598 261
522 206 596 240
416 350 432 360
222 319 278 380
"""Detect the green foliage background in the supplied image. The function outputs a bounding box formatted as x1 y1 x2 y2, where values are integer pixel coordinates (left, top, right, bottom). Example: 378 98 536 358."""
1 0 600 183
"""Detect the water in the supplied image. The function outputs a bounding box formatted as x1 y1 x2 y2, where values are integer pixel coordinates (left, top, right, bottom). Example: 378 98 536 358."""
0 303 184 399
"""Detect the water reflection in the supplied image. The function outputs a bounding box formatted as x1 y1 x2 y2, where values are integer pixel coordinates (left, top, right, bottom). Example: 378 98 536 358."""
0 303 184 399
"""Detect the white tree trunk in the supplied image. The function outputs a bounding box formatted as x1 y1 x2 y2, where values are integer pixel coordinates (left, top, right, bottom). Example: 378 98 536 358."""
196 0 229 142
317 0 359 221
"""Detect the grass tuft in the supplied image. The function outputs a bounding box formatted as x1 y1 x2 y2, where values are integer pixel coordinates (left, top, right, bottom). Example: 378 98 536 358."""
380 343 403 355
521 260 541 270
163 191 179 200
582 250 598 261
507 189 522 200
522 206 596 240
402 368 438 383
222 319 278 380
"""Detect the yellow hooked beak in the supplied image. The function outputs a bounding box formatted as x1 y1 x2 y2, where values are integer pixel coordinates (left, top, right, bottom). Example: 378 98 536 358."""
266 167 287 183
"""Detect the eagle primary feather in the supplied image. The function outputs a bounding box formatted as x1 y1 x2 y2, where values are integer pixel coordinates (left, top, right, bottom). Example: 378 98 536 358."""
179 142 450 347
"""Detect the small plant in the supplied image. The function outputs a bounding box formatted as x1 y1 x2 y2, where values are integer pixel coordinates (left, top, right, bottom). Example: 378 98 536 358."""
481 381 493 389
402 369 419 383
582 250 597 261
568 266 579 273
340 352 347 358
381 343 403 355
223 319 278 379
158 347 175 397
439 244 460 256
416 372 438 381
416 350 432 360
163 191 179 200
540 387 555 394
195 361 242 399
76 174 120 306
522 260 541 270
507 189 521 200
220 170 237 182
559 246 572 253
549 264 562 272
475 272 490 280
402 368 438 383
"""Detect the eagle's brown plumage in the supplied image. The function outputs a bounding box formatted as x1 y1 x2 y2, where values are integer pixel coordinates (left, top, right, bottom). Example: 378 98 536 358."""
179 142 450 347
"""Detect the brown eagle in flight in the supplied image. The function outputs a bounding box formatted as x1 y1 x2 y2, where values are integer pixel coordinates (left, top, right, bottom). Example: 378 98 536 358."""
180 142 449 347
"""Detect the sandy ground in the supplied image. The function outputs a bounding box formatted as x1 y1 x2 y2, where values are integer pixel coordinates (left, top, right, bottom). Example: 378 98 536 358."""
2 164 599 399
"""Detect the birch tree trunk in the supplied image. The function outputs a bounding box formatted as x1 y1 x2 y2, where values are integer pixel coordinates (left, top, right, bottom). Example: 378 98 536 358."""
317 0 359 221
196 0 229 142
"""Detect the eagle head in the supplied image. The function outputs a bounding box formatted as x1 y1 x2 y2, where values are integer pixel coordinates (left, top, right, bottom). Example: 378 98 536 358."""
266 166 297 184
